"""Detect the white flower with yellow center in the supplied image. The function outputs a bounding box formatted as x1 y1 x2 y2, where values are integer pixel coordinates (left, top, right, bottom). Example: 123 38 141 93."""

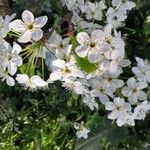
133 101 150 120
49 58 85 82
105 97 131 120
0 41 22 75
75 30 109 63
84 1 106 21
122 77 148 105
48 31 72 59
10 10 48 43
132 57 150 83
90 79 114 104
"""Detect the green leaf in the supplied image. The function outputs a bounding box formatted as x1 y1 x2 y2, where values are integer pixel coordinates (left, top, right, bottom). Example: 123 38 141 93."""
76 56 98 73
19 62 35 77
143 22 150 35
143 16 150 35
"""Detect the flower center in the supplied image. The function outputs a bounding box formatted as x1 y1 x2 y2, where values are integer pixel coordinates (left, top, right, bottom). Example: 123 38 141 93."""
108 77 112 82
89 42 96 48
63 67 71 74
27 24 34 30
91 11 96 16
59 43 64 49
132 88 137 93
116 106 122 111
8 55 12 61
99 88 104 93
122 0 127 3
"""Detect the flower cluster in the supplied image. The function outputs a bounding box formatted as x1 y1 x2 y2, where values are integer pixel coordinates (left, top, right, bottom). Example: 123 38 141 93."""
1 0 150 140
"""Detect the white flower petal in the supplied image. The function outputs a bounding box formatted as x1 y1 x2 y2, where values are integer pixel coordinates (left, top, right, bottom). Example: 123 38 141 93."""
99 95 109 104
127 77 136 87
76 32 90 45
8 62 17 75
75 46 88 58
10 19 26 32
105 102 115 110
32 29 43 41
52 59 65 68
18 31 32 43
108 110 118 120
16 74 29 84
22 10 34 24
12 42 22 54
6 75 15 86
50 72 61 81
138 91 147 100
30 75 48 87
34 16 48 28
112 0 120 7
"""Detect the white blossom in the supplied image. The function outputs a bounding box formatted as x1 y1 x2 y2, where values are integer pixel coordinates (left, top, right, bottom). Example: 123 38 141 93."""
112 0 136 11
116 112 135 127
0 13 16 38
16 74 48 90
103 72 124 92
106 7 127 23
0 69 15 86
63 0 85 12
75 30 109 63
84 1 106 21
83 91 98 110
0 41 22 75
62 79 86 95
74 123 90 139
49 58 84 82
48 31 72 59
133 101 150 120
105 97 131 120
132 57 150 83
90 79 114 104
122 77 147 105
10 10 48 43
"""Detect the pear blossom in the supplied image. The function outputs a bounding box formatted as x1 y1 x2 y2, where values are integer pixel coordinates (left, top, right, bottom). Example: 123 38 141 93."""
0 68 15 86
63 0 85 12
49 58 85 82
90 79 114 104
103 72 124 92
116 112 135 127
105 97 131 120
10 10 48 43
83 92 98 110
74 123 90 139
71 12 101 33
0 41 22 75
76 127 90 139
48 31 72 59
106 7 127 23
84 1 106 21
16 74 48 90
62 79 85 95
0 13 16 38
133 101 150 120
132 57 150 83
122 77 148 105
112 0 136 11
75 30 109 63
105 49 131 73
